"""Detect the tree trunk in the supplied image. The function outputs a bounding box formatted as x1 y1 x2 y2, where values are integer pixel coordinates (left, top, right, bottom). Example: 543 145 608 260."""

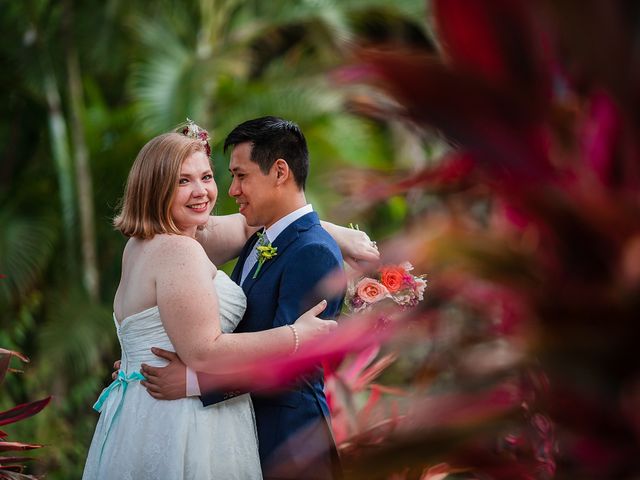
43 72 77 271
64 0 100 301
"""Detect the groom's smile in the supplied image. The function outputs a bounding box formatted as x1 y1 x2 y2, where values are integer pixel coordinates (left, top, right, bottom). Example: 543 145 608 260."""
236 201 248 215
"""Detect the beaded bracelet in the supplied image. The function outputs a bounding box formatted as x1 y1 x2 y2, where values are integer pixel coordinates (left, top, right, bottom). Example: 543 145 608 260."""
287 324 299 354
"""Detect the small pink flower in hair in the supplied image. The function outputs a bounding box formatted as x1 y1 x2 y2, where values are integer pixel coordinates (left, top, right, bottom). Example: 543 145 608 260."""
180 118 212 157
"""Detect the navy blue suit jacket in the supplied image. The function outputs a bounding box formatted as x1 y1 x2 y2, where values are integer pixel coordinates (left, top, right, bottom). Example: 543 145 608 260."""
199 212 344 479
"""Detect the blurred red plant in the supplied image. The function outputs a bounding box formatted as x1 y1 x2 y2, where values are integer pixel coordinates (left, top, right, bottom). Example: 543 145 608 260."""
326 0 640 478
0 348 51 480
193 1 640 478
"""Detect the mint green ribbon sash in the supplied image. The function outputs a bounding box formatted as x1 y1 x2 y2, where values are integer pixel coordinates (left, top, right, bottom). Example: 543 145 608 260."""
92 370 145 460
93 370 145 412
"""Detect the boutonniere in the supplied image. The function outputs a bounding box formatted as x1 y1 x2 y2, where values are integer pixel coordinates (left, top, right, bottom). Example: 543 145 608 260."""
253 232 277 279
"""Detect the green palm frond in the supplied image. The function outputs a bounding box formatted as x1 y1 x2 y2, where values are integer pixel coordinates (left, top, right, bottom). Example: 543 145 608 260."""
0 211 57 306
37 286 114 378
213 79 341 133
130 52 203 134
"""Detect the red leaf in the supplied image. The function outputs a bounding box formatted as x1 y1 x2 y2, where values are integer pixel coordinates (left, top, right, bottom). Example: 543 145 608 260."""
0 457 34 465
340 345 380 384
0 357 9 387
353 354 398 391
580 90 621 187
0 350 29 363
0 465 23 473
0 398 51 428
358 385 382 424
433 0 552 102
391 153 475 193
0 442 43 453
199 309 400 394
353 50 552 182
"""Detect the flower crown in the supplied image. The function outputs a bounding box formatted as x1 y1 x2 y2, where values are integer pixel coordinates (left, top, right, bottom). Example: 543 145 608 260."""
179 118 211 157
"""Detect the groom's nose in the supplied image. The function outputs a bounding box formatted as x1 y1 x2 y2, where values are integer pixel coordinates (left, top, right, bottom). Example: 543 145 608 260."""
229 178 240 197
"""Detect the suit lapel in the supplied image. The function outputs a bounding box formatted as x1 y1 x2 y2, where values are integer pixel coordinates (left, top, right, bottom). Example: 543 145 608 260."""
242 212 319 296
231 231 261 285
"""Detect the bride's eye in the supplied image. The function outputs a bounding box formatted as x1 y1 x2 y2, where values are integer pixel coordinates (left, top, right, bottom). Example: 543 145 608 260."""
203 174 213 181
179 178 189 185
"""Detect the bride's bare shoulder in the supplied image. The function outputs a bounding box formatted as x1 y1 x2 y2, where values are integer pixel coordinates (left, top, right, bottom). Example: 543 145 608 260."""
149 234 217 270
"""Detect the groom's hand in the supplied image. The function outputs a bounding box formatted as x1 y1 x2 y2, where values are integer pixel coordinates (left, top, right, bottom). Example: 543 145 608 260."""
140 347 188 400
111 360 121 380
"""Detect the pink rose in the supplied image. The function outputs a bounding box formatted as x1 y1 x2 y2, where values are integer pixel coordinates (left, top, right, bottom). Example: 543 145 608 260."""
356 278 389 304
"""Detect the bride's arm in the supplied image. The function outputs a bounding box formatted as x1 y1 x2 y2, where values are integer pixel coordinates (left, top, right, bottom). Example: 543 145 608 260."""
196 215 258 266
197 214 380 268
320 221 380 269
155 236 333 373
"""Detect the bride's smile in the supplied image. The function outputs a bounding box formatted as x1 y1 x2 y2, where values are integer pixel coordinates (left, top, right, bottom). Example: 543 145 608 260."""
171 150 217 236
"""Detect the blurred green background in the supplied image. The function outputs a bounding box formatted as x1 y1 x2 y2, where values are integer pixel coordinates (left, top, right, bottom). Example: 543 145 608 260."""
0 0 432 477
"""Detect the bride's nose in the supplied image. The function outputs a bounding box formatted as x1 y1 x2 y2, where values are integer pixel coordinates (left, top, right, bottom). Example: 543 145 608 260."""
192 182 207 197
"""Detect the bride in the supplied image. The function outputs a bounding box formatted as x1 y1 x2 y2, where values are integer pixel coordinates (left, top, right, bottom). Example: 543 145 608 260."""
82 124 376 479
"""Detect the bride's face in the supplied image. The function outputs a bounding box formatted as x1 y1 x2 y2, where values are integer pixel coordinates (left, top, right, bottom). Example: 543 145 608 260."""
170 151 217 237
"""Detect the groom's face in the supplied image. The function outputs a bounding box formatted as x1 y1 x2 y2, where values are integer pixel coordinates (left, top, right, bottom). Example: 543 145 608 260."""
228 142 277 227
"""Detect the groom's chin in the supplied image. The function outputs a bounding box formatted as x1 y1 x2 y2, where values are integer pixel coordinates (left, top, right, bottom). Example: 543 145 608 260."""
242 214 261 228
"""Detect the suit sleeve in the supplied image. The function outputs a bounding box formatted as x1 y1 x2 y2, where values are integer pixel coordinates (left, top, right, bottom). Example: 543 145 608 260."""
273 242 344 327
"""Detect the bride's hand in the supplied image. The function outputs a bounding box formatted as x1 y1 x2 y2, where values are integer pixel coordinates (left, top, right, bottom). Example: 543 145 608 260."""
321 221 380 271
341 228 380 271
293 300 337 345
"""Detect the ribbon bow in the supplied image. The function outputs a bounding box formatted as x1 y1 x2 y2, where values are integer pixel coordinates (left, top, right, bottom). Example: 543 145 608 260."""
93 370 146 412
92 369 145 460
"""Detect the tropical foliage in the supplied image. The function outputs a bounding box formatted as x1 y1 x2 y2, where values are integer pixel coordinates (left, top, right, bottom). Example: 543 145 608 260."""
192 1 640 478
4 0 640 478
322 0 640 478
1 0 426 477
0 348 50 479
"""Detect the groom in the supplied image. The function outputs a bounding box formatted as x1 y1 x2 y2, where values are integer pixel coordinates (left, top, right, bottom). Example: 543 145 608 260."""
142 116 344 479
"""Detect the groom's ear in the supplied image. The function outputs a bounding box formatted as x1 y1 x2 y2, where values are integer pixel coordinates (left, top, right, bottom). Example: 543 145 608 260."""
273 158 290 185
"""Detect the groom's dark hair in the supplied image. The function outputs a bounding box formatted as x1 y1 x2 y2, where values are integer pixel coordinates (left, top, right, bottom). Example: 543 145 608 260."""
223 116 309 190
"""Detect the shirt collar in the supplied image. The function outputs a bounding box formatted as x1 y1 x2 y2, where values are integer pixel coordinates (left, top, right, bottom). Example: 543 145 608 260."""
265 204 313 242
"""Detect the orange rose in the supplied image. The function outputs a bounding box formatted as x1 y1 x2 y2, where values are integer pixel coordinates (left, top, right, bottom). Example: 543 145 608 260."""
380 266 406 293
356 278 389 304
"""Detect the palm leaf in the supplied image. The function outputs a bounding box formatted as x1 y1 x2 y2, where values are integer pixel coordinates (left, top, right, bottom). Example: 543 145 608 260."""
0 211 56 306
37 287 114 378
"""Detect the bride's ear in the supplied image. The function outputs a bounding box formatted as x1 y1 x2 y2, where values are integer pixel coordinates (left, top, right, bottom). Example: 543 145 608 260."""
273 159 290 185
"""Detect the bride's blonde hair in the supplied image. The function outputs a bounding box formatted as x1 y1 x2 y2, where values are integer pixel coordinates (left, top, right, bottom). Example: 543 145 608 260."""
114 133 209 239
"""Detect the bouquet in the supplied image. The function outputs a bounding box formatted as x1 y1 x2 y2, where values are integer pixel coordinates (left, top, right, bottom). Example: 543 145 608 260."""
345 262 427 313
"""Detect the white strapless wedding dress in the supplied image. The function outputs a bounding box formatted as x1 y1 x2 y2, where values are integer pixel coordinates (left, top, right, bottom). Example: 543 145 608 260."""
82 271 262 480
